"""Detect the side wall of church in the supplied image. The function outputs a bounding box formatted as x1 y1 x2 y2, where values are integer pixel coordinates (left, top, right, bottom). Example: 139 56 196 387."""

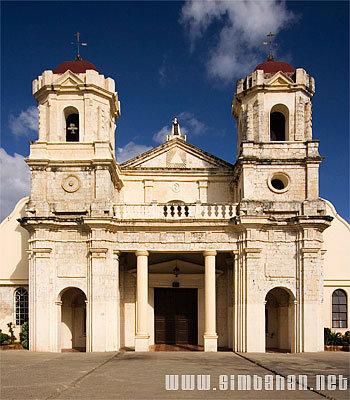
322 201 350 333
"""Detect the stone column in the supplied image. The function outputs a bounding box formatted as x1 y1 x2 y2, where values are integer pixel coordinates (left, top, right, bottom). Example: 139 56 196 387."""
135 250 150 351
203 250 218 352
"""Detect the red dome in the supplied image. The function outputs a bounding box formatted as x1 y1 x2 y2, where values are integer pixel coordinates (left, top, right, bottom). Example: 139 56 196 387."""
254 60 294 74
53 59 98 74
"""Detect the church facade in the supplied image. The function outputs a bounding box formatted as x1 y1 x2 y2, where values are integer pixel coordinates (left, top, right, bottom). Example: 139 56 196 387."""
0 57 349 353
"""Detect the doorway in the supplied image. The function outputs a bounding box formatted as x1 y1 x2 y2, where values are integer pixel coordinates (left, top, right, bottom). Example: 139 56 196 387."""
154 288 198 346
60 287 86 352
265 287 294 352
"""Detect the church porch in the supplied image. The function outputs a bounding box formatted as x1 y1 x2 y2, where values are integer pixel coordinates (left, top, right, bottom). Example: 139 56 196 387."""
119 251 234 352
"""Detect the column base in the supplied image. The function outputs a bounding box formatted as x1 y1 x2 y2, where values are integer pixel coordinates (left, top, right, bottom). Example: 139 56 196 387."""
135 334 150 352
204 334 218 352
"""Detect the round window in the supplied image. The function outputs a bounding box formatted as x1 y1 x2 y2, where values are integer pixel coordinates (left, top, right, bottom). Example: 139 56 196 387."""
267 173 290 193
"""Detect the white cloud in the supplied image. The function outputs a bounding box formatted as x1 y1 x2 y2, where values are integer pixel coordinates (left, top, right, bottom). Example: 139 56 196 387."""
9 106 38 136
178 111 207 136
0 148 30 221
116 141 152 163
180 1 296 81
153 125 170 144
153 112 208 144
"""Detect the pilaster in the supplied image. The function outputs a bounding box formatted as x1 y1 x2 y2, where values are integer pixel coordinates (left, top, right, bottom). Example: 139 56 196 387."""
28 247 52 351
88 243 120 352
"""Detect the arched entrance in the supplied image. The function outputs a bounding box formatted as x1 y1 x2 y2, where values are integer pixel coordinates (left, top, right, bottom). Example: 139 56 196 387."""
60 287 86 352
265 287 294 352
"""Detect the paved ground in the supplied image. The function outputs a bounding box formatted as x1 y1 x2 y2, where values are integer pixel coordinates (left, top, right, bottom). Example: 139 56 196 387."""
1 350 349 400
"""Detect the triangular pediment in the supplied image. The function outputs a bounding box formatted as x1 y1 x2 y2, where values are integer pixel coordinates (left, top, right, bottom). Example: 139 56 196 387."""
266 71 294 86
54 70 84 86
120 138 234 171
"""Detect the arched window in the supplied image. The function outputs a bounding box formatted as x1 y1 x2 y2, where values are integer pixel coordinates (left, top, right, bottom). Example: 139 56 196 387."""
270 104 289 141
64 107 79 142
332 289 347 328
15 288 28 325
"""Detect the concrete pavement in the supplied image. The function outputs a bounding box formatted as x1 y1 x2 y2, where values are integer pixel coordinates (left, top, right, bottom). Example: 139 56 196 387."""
1 350 348 400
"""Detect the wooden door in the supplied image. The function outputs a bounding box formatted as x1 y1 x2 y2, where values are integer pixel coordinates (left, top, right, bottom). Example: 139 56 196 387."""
154 288 197 345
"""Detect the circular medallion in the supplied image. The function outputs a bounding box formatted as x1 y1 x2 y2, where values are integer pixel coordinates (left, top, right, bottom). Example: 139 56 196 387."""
172 182 180 193
62 175 80 193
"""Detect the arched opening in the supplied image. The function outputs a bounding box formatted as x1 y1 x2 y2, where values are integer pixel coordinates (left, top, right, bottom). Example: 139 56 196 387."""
265 287 294 352
64 107 79 142
270 105 289 141
60 287 86 352
332 289 348 328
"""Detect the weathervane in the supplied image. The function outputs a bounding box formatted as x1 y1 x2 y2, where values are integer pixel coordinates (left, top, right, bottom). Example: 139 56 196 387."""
71 32 87 60
263 32 276 61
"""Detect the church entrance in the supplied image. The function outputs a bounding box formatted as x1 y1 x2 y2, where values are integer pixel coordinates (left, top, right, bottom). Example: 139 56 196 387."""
154 288 198 347
60 287 86 352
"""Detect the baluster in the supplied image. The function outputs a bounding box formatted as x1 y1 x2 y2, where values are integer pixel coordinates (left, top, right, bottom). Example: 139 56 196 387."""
163 205 168 217
177 205 182 217
184 205 189 217
208 205 212 217
214 204 219 217
170 205 175 217
221 204 226 218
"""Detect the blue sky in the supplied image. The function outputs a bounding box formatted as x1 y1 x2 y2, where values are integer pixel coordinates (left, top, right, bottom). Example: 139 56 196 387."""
1 1 349 220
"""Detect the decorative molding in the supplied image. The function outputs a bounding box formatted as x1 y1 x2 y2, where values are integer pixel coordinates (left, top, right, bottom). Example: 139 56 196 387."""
324 280 350 287
89 248 108 257
300 247 320 254
31 248 52 258
243 248 261 254
0 280 29 286
243 247 261 259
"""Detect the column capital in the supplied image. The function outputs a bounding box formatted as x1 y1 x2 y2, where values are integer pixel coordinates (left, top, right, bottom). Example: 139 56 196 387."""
135 250 149 257
203 250 217 257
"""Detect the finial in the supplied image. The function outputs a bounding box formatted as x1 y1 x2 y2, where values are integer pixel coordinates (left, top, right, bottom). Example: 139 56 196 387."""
263 32 276 61
71 32 88 60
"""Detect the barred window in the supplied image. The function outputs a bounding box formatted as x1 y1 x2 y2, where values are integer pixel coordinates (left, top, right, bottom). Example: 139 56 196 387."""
15 288 28 326
332 289 347 328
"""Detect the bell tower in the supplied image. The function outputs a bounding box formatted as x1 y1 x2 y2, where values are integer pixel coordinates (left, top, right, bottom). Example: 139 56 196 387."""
27 58 122 216
231 56 332 353
232 58 321 205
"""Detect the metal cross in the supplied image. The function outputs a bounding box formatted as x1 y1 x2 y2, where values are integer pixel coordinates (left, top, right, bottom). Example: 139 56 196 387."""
71 32 87 60
68 123 78 134
263 32 275 61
